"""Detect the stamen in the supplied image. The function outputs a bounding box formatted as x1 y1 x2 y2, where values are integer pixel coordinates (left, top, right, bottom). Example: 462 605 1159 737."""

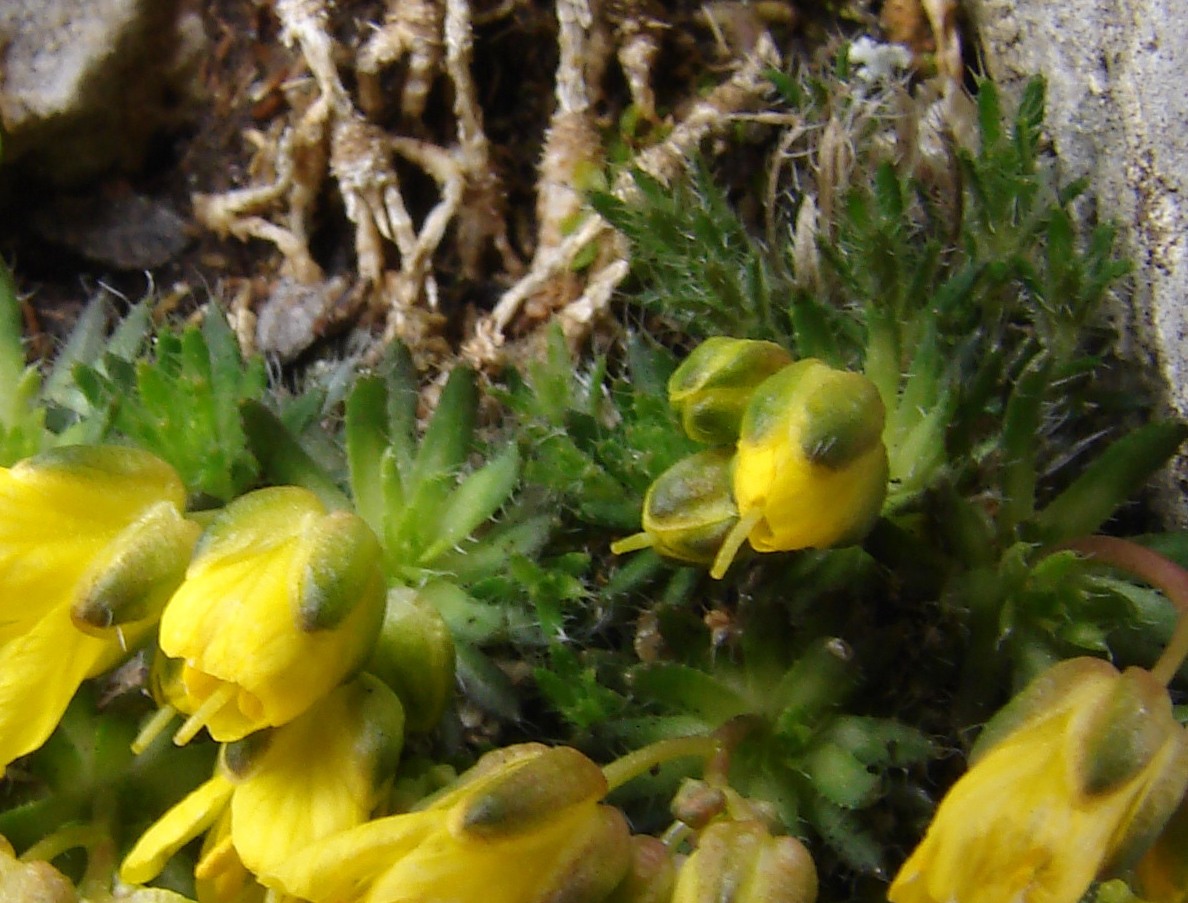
610 531 656 555
174 684 237 746
132 705 177 755
710 508 763 580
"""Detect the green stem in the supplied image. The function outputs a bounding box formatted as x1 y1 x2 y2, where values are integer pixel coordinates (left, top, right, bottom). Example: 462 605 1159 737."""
19 822 101 863
1061 535 1188 685
602 735 722 793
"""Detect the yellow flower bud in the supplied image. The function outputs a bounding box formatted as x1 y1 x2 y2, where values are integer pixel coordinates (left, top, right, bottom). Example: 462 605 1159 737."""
270 742 633 903
0 445 198 773
889 658 1188 903
673 819 818 903
611 448 740 566
711 359 887 578
668 338 793 445
158 486 386 744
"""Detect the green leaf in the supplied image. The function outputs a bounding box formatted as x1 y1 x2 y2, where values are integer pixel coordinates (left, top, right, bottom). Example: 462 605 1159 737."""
998 350 1050 538
240 400 349 510
1030 421 1188 543
409 366 477 492
417 445 521 565
801 742 879 809
345 375 390 535
629 663 749 725
536 646 626 730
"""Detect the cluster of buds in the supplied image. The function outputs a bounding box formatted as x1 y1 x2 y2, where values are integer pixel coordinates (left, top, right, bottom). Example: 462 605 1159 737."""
614 338 889 578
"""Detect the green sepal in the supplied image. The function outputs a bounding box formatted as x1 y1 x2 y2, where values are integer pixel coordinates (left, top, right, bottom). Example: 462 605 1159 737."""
453 746 607 839
1078 667 1178 797
347 674 407 788
741 360 818 444
798 369 886 469
297 510 384 632
221 729 275 779
71 502 201 633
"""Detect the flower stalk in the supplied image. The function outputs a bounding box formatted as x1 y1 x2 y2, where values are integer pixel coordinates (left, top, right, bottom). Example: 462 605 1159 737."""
1060 535 1188 684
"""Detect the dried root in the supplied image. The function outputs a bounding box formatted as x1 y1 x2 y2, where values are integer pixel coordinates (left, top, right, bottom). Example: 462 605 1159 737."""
191 0 805 369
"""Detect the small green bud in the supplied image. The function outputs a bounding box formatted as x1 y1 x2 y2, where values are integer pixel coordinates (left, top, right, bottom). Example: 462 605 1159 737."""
366 585 456 733
668 338 793 445
612 448 739 565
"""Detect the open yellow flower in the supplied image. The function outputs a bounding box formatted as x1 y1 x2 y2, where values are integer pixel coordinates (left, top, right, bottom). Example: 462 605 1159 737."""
0 445 198 773
888 658 1188 903
268 743 633 903
157 486 386 743
711 359 887 578
121 676 404 897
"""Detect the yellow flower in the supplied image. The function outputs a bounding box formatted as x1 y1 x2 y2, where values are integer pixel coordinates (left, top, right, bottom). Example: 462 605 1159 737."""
672 819 818 903
121 676 404 896
0 445 198 773
889 658 1188 903
268 743 633 903
711 359 888 578
157 486 386 743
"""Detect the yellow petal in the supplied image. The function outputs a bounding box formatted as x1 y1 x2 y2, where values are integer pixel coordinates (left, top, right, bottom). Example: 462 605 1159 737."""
268 811 437 902
232 681 396 879
121 774 236 886
0 609 115 773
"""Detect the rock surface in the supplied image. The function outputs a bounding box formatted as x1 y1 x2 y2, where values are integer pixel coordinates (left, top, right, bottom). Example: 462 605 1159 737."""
972 0 1188 518
0 0 189 184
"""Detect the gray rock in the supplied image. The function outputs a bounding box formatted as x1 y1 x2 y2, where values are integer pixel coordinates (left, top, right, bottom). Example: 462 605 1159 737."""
0 0 192 184
972 0 1188 520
